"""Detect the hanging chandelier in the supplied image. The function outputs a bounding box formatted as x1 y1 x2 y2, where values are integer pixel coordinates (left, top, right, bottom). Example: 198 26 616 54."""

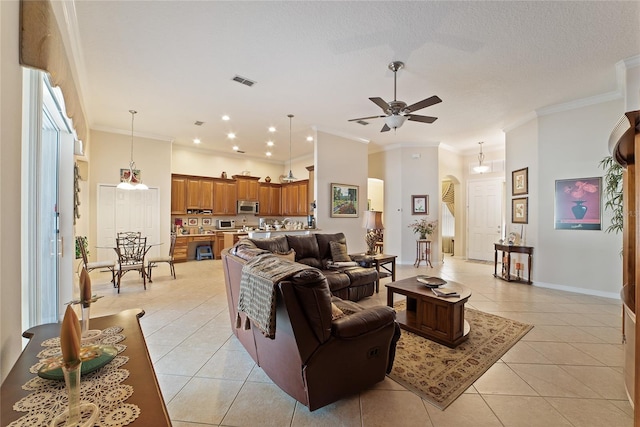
117 110 148 190
281 114 297 182
473 141 490 174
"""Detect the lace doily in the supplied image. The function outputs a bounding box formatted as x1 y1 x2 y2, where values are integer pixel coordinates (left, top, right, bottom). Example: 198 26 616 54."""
8 326 141 427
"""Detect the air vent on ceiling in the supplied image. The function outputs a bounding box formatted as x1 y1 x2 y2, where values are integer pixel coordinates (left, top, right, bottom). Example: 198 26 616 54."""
232 75 256 87
236 150 245 154
356 120 369 126
194 121 204 126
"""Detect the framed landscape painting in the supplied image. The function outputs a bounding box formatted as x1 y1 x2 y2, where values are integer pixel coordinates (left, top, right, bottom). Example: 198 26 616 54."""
331 183 359 217
554 177 602 230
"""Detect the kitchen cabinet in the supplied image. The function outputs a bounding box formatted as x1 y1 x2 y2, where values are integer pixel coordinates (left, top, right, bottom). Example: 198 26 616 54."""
282 180 309 216
200 178 214 210
171 176 187 214
213 179 237 215
214 232 226 259
234 175 260 201
174 236 189 262
258 183 282 216
186 177 201 209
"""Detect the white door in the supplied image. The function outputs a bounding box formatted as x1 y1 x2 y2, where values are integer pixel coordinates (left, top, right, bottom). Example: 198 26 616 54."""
97 185 161 262
467 178 503 261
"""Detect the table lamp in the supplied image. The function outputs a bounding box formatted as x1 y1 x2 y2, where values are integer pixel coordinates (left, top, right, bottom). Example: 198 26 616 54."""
364 210 384 255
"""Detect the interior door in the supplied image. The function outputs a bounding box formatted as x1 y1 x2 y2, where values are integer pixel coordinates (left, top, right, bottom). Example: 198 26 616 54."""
467 178 503 261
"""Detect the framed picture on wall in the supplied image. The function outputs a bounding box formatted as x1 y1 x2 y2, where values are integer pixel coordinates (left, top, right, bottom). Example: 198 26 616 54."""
512 197 528 224
554 177 601 230
512 167 528 195
411 195 429 215
201 218 212 226
120 168 141 183
330 183 359 217
187 218 198 226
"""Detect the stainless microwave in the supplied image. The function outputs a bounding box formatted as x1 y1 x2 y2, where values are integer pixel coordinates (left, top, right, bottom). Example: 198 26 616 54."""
237 200 259 214
216 219 235 230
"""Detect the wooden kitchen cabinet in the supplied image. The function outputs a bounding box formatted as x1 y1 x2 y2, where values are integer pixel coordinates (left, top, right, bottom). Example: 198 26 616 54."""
234 175 260 201
200 178 214 210
171 175 187 214
186 177 201 209
174 235 189 262
258 183 282 216
281 180 309 216
213 179 237 215
214 232 226 259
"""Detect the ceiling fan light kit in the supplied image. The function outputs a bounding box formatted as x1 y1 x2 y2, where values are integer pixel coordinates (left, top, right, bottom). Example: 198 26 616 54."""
349 61 441 132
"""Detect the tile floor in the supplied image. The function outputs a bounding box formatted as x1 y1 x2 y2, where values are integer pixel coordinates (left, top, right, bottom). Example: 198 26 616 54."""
90 255 632 427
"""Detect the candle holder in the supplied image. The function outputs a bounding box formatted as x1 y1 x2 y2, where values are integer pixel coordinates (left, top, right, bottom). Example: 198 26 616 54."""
49 361 99 427
515 262 522 280
79 305 101 342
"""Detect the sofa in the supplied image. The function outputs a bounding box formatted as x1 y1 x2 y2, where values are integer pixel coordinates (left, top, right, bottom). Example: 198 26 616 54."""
244 232 378 302
221 239 400 411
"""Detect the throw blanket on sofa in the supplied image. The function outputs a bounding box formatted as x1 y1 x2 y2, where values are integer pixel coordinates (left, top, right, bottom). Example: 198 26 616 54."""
238 253 310 338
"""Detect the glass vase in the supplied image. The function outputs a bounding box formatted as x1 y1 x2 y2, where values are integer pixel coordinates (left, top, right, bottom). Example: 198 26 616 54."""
63 361 81 425
80 305 90 336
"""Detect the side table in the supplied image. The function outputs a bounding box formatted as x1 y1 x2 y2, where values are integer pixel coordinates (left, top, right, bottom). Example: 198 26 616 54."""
414 239 432 268
370 254 397 292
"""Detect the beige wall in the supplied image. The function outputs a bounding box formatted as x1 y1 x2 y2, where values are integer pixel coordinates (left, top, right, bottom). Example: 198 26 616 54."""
1 0 23 382
88 130 172 256
315 131 369 253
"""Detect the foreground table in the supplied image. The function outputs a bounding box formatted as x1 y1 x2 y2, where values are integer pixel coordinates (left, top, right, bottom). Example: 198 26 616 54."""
1 308 171 426
386 277 471 348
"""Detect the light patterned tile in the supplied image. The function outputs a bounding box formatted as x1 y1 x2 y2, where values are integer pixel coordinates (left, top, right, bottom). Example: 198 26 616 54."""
483 395 572 427
222 382 296 426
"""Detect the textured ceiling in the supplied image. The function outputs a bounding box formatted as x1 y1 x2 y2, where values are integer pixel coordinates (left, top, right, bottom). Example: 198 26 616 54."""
65 1 640 162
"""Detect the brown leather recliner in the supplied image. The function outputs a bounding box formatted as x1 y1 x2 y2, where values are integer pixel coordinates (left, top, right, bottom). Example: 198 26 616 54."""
222 246 400 411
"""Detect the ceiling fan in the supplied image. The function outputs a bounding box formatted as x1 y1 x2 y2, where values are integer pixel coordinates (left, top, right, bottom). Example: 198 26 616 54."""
349 61 442 132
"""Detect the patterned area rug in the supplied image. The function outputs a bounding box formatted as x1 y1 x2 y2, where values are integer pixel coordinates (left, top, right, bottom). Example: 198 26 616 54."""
388 305 533 410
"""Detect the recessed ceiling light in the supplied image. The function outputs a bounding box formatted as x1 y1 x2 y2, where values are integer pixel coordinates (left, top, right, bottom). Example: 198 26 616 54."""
266 140 274 147
193 138 201 144
306 136 313 142
232 145 239 151
268 126 276 132
227 132 236 139
222 115 230 121
266 151 272 157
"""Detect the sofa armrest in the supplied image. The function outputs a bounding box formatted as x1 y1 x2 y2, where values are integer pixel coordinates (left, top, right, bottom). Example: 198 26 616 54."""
331 306 395 339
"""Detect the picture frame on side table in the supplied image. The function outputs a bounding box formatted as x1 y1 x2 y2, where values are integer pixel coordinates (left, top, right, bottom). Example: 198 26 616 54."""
512 197 528 224
187 218 198 226
512 167 528 196
554 177 601 230
411 195 429 215
330 183 359 217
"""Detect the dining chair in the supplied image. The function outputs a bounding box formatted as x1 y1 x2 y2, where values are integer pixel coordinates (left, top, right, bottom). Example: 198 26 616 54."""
147 233 177 281
115 234 150 293
76 236 116 285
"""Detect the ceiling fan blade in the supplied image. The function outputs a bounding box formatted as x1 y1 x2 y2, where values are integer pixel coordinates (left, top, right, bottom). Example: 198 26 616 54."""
369 97 390 111
380 124 391 132
407 114 438 123
348 115 386 122
406 95 442 113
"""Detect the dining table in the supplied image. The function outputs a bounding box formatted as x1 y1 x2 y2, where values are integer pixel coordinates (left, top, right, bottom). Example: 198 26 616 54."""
0 308 172 426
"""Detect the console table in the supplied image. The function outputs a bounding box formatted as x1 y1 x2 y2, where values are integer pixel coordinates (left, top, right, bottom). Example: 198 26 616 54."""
1 309 171 426
493 243 533 284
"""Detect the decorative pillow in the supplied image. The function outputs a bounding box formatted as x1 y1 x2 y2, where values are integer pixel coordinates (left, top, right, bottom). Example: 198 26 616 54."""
274 249 296 262
329 241 351 262
331 302 345 320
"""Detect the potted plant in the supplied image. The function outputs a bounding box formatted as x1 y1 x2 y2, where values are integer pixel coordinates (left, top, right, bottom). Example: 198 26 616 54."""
408 218 438 239
599 155 623 234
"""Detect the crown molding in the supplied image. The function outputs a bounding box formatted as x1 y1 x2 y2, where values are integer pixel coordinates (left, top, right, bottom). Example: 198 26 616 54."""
91 125 174 142
313 126 370 144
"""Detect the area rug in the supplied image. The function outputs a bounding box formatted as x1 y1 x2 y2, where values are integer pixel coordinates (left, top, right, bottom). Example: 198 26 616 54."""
387 304 533 410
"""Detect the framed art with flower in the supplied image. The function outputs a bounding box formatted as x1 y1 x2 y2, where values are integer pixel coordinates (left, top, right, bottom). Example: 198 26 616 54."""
512 197 528 224
512 167 528 196
554 177 602 230
411 195 429 215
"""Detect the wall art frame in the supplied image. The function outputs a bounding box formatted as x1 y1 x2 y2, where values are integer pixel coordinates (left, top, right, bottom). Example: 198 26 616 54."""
554 177 602 230
512 197 528 224
411 195 429 215
330 183 359 217
512 167 528 196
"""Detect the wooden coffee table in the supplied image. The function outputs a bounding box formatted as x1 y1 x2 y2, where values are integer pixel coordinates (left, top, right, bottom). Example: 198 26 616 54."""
386 276 472 348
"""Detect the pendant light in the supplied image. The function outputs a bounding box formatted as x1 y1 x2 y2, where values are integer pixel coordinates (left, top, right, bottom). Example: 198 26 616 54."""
473 141 490 174
282 114 297 182
117 110 148 190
